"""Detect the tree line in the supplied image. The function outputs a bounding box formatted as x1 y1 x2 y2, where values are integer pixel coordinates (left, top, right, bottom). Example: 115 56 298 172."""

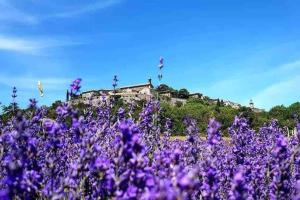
1 84 300 136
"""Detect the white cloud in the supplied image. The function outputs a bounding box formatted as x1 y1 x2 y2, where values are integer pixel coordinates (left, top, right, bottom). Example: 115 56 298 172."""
0 75 70 91
0 35 84 54
49 0 123 18
203 59 300 109
0 0 123 25
0 0 38 24
275 60 300 74
0 36 42 54
208 78 242 95
253 75 300 110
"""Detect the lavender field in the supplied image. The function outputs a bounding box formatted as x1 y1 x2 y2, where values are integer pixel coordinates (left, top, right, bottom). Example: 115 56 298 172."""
0 0 299 199
0 81 300 200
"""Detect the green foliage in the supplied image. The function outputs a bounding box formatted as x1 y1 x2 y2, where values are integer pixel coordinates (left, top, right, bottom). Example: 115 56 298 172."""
1 103 20 123
268 103 300 129
161 99 221 135
178 88 189 99
1 92 299 137
47 100 63 119
157 84 190 99
110 98 125 117
161 98 300 136
39 94 298 136
156 84 170 92
175 101 183 107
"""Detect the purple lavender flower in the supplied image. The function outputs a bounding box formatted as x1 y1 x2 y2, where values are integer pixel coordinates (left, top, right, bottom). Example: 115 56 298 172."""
43 119 59 134
269 134 292 199
207 118 221 146
0 78 299 199
201 166 220 200
28 98 38 109
229 169 250 200
10 86 18 112
112 75 118 89
55 102 70 118
118 107 125 120
12 86 17 99
296 122 300 143
70 78 82 95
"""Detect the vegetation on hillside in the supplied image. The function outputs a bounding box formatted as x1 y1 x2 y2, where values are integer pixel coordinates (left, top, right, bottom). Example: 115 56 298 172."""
1 80 300 199
1 84 300 136
160 98 300 135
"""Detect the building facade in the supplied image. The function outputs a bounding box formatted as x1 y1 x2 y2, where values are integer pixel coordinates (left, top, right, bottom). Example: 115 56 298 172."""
70 80 154 106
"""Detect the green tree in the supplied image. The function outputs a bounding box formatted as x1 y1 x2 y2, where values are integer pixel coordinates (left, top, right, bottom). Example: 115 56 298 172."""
288 102 300 119
157 84 170 92
178 88 189 99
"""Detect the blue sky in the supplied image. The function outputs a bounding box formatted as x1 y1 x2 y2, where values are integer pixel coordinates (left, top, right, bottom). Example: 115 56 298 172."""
0 0 299 110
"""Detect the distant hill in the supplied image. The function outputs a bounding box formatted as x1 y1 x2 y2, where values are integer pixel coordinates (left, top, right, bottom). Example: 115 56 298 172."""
1 83 299 137
156 84 264 112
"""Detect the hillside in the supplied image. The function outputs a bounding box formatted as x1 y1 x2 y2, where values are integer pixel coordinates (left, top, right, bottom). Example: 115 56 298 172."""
154 84 299 135
160 97 300 136
1 84 299 137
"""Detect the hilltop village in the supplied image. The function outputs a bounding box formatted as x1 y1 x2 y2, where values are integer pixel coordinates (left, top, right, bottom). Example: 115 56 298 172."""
69 78 264 113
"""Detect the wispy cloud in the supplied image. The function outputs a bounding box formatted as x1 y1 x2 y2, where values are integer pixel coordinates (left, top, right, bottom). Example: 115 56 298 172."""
0 75 71 91
0 75 73 107
0 35 44 54
0 35 85 55
0 74 99 91
0 0 38 24
0 0 123 25
249 59 300 109
208 78 242 96
253 75 300 110
274 60 300 75
50 0 123 18
205 58 300 109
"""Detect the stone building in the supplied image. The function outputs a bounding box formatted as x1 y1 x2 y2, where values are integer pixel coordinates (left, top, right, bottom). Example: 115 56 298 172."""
117 82 153 102
70 79 154 106
189 93 203 99
223 100 241 109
